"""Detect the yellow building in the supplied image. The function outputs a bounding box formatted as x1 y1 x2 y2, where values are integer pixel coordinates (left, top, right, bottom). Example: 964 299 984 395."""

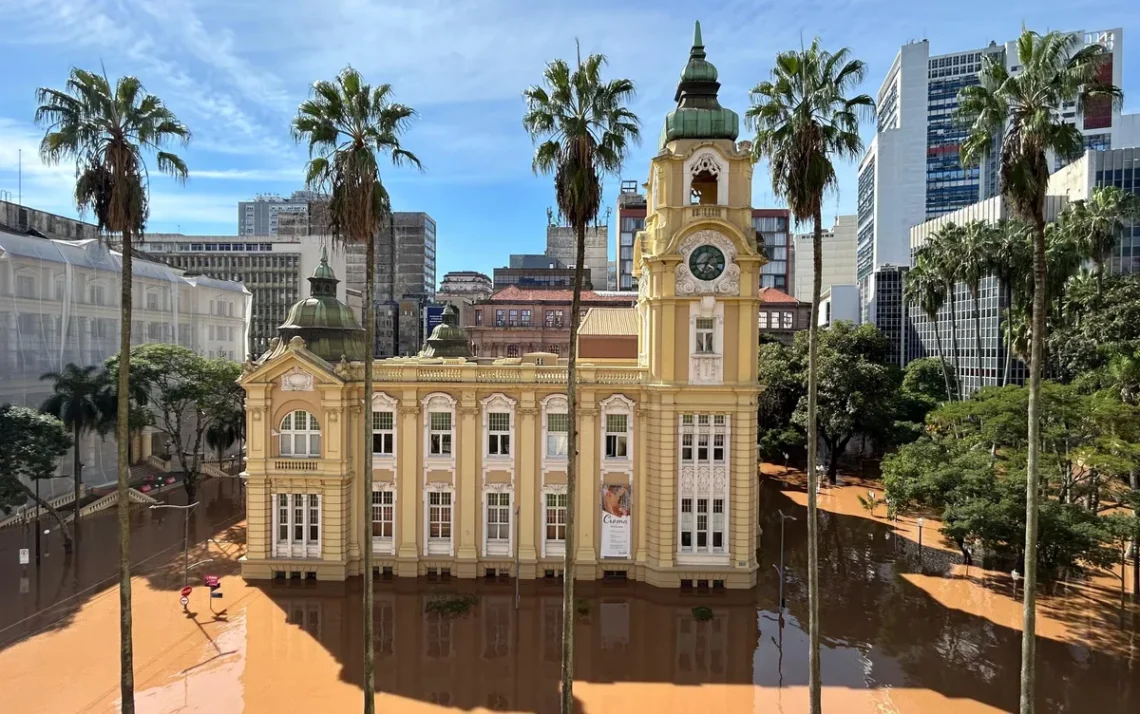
238 23 764 589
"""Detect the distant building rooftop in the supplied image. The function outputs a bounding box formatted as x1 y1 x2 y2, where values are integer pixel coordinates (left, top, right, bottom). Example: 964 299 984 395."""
758 287 802 305
578 307 638 336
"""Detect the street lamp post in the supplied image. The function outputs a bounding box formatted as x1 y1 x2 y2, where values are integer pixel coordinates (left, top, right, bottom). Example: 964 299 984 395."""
773 510 797 613
916 517 925 570
150 500 200 587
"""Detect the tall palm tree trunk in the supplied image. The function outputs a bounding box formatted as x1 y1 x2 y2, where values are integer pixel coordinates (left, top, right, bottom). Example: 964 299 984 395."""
560 218 586 714
972 287 984 391
116 226 135 714
73 423 83 526
1002 282 1014 387
363 231 376 714
1020 214 1047 714
947 283 962 400
932 319 954 403
806 207 823 714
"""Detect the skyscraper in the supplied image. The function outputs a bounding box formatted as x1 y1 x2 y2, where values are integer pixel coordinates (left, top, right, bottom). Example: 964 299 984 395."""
860 28 1137 363
752 208 792 293
616 180 647 290
238 190 324 236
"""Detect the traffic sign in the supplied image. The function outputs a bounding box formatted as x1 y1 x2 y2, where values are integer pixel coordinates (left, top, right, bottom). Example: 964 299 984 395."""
179 596 189 606
180 586 193 598
18 548 29 565
204 574 220 588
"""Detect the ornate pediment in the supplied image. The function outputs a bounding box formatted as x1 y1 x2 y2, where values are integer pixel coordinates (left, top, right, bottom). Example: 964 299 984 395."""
674 229 741 296
280 366 314 392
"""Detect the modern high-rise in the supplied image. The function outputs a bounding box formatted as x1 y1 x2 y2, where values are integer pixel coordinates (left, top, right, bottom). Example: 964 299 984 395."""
753 208 793 293
238 191 324 236
545 223 608 292
860 28 1137 365
142 233 345 358
793 214 858 300
1048 147 1140 274
616 180 647 290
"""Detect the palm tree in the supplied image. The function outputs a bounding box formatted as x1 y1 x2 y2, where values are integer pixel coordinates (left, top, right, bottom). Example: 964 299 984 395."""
960 221 995 390
1068 185 1140 295
205 404 243 464
958 29 1122 713
989 220 1031 386
523 45 639 713
292 66 420 714
36 68 190 714
746 38 872 714
40 363 109 525
905 260 955 402
928 223 965 398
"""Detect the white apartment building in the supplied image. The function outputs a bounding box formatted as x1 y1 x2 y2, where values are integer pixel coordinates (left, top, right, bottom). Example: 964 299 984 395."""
0 227 249 495
794 214 858 300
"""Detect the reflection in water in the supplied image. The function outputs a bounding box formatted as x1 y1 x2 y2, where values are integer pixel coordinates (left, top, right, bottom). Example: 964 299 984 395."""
1 476 1137 713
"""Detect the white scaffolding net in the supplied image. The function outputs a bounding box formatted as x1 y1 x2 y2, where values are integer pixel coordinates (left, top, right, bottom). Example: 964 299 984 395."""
0 227 250 499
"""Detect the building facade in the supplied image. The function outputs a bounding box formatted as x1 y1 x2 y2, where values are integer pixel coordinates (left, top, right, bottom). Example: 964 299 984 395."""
858 29 1137 344
140 233 345 358
436 271 493 328
0 201 100 241
1048 147 1140 274
859 265 910 367
616 181 647 290
467 287 633 358
238 22 763 589
239 191 324 236
545 224 608 293
752 209 792 293
793 214 858 300
757 288 810 346
0 227 248 495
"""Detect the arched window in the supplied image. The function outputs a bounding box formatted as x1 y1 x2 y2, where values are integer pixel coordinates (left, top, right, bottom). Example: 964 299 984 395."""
506 344 520 358
280 409 321 457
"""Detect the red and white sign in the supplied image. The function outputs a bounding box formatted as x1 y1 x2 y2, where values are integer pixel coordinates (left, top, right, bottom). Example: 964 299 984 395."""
204 575 220 588
180 586 192 598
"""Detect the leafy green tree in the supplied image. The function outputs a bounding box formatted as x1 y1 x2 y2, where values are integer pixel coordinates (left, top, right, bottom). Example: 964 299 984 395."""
106 345 242 501
523 44 639 714
292 66 421 714
757 340 806 461
792 322 900 484
746 38 872 710
206 402 244 464
36 69 191 714
1065 186 1140 296
1050 274 1140 382
958 30 1122 709
903 357 957 406
39 364 112 517
0 404 75 551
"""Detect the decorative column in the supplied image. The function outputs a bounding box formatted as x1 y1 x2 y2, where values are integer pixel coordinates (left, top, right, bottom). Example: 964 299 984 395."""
646 396 676 575
635 407 649 569
516 402 538 577
732 402 759 584
396 399 420 576
345 400 361 569
245 477 270 562
575 402 599 578
456 400 481 576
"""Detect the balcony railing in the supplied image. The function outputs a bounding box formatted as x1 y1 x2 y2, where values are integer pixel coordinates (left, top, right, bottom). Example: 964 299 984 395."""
370 363 647 385
686 205 726 222
273 459 320 472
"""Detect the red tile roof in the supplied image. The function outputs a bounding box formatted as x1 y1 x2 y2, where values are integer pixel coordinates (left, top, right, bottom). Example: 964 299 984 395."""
485 286 636 304
758 287 802 304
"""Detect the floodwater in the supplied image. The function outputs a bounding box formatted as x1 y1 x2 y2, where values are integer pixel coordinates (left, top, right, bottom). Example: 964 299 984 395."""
0 474 1136 713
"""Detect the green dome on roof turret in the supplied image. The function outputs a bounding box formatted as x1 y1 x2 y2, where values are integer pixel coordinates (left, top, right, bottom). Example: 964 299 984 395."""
660 21 740 148
420 304 472 359
277 245 368 363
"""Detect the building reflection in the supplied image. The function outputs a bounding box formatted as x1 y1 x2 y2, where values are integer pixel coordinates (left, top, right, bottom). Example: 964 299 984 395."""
254 578 758 712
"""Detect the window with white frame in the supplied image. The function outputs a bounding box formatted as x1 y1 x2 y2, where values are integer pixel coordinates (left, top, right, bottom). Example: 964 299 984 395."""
487 412 510 457
273 493 321 557
546 413 568 457
605 414 628 459
545 493 567 543
428 491 452 541
280 410 321 458
695 317 715 353
677 414 728 556
782 311 793 329
429 412 452 456
372 410 394 455
371 488 394 543
758 311 768 329
486 492 510 553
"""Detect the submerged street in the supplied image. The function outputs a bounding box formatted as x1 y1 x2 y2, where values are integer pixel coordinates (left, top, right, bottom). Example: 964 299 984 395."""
0 474 1135 713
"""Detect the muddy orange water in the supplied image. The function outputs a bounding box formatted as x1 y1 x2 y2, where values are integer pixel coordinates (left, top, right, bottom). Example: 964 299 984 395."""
0 474 1136 713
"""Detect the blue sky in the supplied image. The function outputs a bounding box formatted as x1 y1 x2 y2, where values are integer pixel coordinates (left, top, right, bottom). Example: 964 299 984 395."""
1 0 1138 284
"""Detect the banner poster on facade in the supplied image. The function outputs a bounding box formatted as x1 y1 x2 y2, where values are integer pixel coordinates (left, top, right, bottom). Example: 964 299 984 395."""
600 484 632 558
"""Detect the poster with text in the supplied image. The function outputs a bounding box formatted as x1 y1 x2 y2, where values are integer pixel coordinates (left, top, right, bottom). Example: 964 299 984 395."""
600 484 632 558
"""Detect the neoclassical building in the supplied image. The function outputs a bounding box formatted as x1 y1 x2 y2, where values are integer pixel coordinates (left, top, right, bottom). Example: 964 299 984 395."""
239 23 765 589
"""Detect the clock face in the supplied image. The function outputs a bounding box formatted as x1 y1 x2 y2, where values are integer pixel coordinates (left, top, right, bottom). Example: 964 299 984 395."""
689 245 726 282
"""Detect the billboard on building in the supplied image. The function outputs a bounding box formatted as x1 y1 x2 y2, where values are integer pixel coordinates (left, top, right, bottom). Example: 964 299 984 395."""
424 304 445 335
600 484 632 558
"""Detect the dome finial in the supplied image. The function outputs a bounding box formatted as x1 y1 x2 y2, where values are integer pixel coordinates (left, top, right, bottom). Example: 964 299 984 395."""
693 21 703 50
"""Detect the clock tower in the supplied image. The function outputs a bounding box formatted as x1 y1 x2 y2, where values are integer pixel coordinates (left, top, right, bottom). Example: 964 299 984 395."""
632 21 763 588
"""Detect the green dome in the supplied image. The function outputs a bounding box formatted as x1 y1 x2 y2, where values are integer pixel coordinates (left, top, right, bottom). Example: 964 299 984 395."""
277 246 368 363
660 21 740 148
420 304 472 359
